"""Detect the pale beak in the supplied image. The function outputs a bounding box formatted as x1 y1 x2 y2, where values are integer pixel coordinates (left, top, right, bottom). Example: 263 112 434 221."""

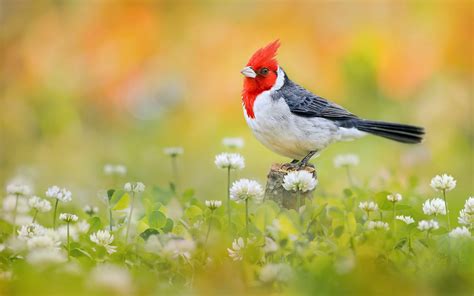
240 66 257 78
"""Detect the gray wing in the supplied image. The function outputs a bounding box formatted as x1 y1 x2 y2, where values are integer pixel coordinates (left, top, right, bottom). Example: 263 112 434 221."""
276 77 358 121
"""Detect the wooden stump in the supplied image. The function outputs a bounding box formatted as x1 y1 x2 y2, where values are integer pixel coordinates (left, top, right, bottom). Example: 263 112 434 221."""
264 163 317 210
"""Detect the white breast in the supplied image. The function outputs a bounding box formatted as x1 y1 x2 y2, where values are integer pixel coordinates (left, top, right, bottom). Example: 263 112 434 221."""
244 68 365 160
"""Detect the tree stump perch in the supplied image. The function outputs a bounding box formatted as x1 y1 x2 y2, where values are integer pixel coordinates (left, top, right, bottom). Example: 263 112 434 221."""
264 163 317 210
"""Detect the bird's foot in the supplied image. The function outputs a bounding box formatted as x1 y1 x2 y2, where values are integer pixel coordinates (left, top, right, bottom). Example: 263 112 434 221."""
281 162 300 172
281 161 315 172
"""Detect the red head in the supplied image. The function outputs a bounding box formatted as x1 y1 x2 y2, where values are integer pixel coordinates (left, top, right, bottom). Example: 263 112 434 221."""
241 40 280 118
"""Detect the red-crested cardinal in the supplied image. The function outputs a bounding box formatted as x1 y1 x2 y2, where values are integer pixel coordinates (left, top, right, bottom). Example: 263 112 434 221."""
241 40 424 166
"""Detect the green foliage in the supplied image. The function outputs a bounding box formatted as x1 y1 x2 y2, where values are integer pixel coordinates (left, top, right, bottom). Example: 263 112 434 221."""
0 178 472 296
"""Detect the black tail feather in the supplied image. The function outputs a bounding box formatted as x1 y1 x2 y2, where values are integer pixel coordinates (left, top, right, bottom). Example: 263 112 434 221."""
355 120 425 144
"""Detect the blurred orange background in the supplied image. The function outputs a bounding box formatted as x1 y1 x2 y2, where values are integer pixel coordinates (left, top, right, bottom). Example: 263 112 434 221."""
0 1 472 206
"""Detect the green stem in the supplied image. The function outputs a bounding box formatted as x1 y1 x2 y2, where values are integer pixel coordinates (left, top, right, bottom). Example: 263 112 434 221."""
297 191 301 210
408 229 413 254
12 194 19 234
125 192 135 243
245 199 249 239
171 156 179 192
67 222 70 259
205 212 213 245
392 203 396 234
442 190 451 231
108 198 113 232
32 209 38 224
227 167 231 229
53 199 59 229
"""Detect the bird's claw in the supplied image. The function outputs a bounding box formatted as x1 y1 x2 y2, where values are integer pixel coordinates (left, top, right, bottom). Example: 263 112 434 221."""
280 161 315 172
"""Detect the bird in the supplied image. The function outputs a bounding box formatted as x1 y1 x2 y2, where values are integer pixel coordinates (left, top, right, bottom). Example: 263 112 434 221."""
240 40 424 168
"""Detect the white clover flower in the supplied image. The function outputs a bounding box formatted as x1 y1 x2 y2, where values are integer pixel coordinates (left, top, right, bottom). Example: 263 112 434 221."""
26 249 67 265
214 153 245 170
59 213 78 223
387 193 402 203
26 235 60 250
259 263 293 283
83 205 99 216
458 209 473 227
333 154 359 168
463 197 474 213
17 223 46 240
205 200 222 211
90 264 132 295
6 183 31 196
45 186 72 202
123 183 132 192
3 195 29 213
417 219 439 231
163 238 196 259
396 215 415 225
430 174 456 192
263 237 279 254
222 137 244 149
359 201 379 212
163 147 184 157
230 179 264 203
422 198 446 216
282 170 317 193
457 197 474 227
28 196 51 213
123 182 145 193
103 164 127 176
90 230 117 254
227 237 245 261
449 226 471 238
76 220 90 234
367 221 389 230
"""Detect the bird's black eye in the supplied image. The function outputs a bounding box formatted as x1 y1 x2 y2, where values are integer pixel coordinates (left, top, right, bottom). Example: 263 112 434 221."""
259 68 269 75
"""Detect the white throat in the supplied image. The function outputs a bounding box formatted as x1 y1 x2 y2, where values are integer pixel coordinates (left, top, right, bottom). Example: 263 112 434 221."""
270 67 285 92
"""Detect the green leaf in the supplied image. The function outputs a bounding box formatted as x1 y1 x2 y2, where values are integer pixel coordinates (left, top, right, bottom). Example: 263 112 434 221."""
107 189 115 201
343 188 353 198
162 218 174 233
181 189 195 202
394 238 407 250
149 186 174 205
112 192 131 210
347 212 357 233
172 224 188 236
312 203 328 219
88 216 102 233
184 205 202 221
334 225 344 237
276 212 299 236
148 211 167 229
70 248 93 260
139 228 160 241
